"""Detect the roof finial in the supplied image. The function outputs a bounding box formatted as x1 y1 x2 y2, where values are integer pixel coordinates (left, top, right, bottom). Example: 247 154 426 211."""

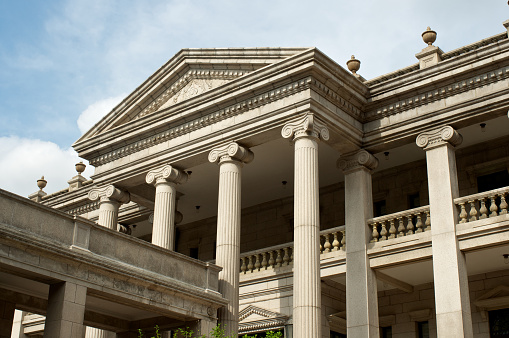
75 161 86 175
346 55 361 74
37 176 47 191
422 26 437 46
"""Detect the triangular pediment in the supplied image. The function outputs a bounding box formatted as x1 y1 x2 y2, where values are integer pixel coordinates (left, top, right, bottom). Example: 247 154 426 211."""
75 48 309 147
474 285 509 318
238 305 288 333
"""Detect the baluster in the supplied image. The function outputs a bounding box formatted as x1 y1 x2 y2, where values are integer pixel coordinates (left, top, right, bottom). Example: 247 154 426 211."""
479 198 488 219
340 230 346 250
275 249 283 267
500 193 508 215
406 215 414 235
380 220 388 240
396 217 406 238
240 257 247 274
458 202 468 223
371 222 379 242
268 251 275 268
332 232 340 251
388 219 396 239
247 255 254 272
489 195 498 217
425 210 431 231
254 254 261 271
261 252 268 270
319 238 323 253
323 234 331 252
283 247 290 265
469 200 478 222
415 213 423 233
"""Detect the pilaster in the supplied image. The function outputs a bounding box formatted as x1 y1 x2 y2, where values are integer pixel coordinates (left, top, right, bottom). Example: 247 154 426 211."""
146 165 188 250
416 125 473 338
282 114 328 338
209 142 253 336
88 185 130 230
338 149 379 338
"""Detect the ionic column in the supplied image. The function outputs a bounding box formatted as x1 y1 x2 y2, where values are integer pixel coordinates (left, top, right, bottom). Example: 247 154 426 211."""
338 150 379 338
88 185 130 230
146 165 188 250
416 126 473 338
282 114 329 338
86 327 115 338
208 142 254 336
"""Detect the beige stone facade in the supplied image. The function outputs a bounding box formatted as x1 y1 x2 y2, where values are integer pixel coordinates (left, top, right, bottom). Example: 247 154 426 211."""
2 21 509 338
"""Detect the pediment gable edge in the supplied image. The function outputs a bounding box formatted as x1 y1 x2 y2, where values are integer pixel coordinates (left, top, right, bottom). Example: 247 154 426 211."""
239 304 288 322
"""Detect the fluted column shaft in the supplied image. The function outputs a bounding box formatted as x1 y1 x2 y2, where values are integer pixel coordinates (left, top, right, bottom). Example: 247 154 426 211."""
338 150 379 338
209 142 253 336
86 327 115 338
282 114 328 338
417 126 473 338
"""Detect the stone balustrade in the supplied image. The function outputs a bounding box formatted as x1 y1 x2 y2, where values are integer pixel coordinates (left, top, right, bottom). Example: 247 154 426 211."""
240 226 346 274
367 206 431 242
455 186 509 223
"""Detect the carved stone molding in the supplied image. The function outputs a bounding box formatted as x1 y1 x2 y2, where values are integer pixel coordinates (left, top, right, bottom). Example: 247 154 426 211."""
337 149 379 174
88 185 130 204
145 165 188 185
416 125 463 150
65 201 100 216
90 77 311 167
208 142 254 164
281 114 329 141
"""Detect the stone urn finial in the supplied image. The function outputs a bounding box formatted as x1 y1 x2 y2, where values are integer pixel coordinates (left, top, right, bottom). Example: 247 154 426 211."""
347 55 361 74
37 176 47 191
75 161 86 175
422 26 437 46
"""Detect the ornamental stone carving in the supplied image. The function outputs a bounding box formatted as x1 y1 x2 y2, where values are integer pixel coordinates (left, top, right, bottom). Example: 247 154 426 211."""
337 149 379 174
208 142 254 164
416 125 463 150
281 114 329 141
146 165 188 185
88 185 130 204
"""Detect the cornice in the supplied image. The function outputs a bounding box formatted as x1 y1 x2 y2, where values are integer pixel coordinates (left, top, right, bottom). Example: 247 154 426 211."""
366 65 509 121
89 77 312 166
309 79 363 119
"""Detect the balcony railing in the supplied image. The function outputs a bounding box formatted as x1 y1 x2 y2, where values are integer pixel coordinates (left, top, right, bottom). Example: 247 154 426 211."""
367 206 431 242
455 186 509 223
240 225 346 273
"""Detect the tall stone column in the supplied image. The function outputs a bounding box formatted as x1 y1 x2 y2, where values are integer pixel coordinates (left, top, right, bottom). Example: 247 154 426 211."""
338 150 379 338
416 126 473 338
208 142 254 336
0 299 15 338
282 114 329 338
44 281 87 338
88 185 130 230
146 165 188 250
86 327 116 338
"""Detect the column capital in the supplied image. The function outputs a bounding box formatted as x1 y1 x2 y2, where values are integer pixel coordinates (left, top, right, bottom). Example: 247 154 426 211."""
416 125 463 150
208 142 254 164
337 149 378 174
281 114 329 141
88 185 130 204
146 165 188 185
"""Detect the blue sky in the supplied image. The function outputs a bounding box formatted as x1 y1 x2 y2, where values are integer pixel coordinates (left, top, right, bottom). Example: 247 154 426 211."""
0 0 507 197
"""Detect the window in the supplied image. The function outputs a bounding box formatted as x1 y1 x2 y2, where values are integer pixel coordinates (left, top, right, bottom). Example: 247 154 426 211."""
374 200 387 217
417 321 430 338
330 331 346 338
381 326 392 338
408 193 420 209
489 308 509 337
477 170 509 193
189 247 199 259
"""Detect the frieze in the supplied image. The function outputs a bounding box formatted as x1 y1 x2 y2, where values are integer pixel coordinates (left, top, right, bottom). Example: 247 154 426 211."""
310 79 362 119
366 66 509 121
89 77 312 166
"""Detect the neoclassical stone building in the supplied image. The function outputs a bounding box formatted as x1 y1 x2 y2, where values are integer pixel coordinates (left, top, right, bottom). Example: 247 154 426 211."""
2 21 509 338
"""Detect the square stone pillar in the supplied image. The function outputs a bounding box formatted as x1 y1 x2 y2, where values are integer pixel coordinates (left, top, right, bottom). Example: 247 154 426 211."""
0 300 15 338
338 150 380 338
416 126 473 338
44 281 87 338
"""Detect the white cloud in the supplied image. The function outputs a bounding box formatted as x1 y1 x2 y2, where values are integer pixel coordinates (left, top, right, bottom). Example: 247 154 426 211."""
77 95 125 135
0 137 94 198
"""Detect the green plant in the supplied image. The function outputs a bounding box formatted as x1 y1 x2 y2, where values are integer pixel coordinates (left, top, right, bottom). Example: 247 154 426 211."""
139 324 283 338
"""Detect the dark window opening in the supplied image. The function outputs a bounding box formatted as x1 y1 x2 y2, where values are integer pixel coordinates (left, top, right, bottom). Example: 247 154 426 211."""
189 247 199 259
489 308 509 337
417 321 430 338
374 200 387 217
381 326 392 338
330 331 346 338
477 170 509 213
408 192 420 209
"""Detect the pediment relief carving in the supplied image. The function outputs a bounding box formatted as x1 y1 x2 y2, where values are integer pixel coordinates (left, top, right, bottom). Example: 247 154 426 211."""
136 69 247 120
